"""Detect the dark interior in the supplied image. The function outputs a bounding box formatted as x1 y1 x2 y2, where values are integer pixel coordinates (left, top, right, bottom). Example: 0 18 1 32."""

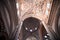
0 0 60 40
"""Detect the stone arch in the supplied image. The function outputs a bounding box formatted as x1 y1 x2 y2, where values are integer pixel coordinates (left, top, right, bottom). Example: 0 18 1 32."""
20 17 42 40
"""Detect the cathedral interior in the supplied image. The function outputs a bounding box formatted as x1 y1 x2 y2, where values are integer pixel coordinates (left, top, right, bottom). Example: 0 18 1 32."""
0 0 60 40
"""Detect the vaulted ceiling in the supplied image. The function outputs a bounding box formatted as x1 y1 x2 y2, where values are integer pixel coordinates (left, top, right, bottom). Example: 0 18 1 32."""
16 0 53 24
